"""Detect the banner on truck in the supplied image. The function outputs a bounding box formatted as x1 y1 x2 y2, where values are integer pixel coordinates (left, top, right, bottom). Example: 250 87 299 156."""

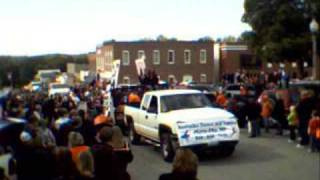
176 121 237 146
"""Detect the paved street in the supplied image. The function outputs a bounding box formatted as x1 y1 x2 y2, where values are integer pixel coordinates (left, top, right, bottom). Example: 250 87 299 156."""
128 130 320 180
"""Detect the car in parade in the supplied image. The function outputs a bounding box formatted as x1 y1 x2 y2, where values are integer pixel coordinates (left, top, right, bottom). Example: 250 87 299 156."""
124 89 240 161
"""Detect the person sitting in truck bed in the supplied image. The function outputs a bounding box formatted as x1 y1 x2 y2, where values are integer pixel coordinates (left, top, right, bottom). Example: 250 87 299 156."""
128 92 141 107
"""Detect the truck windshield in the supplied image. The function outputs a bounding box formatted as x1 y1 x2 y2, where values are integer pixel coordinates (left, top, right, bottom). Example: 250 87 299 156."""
160 93 211 112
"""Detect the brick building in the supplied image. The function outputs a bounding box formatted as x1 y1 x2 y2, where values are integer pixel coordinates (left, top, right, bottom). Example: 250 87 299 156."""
218 42 311 78
218 43 261 74
93 40 286 84
96 41 215 84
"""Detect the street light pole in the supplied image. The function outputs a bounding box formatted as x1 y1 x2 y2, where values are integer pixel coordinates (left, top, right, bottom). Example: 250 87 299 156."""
312 33 318 80
310 18 319 80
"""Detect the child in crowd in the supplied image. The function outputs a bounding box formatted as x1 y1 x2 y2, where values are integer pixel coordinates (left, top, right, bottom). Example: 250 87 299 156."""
307 110 320 152
287 105 298 143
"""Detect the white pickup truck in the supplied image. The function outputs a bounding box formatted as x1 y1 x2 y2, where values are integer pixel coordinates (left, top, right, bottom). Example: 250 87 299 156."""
124 89 240 161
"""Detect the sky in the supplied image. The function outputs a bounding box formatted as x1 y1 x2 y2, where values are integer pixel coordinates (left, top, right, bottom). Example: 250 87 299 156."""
0 0 251 56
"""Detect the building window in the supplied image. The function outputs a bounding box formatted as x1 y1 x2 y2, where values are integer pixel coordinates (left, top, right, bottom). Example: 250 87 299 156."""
304 62 308 67
153 50 160 65
280 63 285 68
200 74 207 83
183 75 193 82
122 50 130 66
168 50 175 64
184 50 191 64
138 50 145 59
200 49 207 64
267 63 273 68
123 76 130 84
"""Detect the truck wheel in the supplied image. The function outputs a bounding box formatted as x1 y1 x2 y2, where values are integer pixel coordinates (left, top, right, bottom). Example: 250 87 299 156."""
221 146 235 157
128 123 141 145
160 133 175 162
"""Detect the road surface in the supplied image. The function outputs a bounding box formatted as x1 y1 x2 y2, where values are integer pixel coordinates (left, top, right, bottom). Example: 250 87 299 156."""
128 130 320 180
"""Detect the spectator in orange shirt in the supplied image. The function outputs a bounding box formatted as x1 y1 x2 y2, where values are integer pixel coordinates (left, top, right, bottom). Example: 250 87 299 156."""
68 132 89 165
94 107 113 130
216 91 227 108
308 110 320 152
260 95 273 133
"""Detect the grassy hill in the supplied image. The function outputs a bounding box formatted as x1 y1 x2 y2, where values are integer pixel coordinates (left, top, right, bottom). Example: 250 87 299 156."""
0 54 88 87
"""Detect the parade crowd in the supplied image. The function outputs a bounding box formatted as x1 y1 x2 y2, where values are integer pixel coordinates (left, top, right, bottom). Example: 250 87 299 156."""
1 80 134 180
0 76 200 180
0 68 319 180
218 69 320 152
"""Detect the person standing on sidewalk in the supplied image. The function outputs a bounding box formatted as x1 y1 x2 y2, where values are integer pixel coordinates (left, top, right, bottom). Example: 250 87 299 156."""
272 93 286 135
296 90 316 148
247 98 262 137
287 105 298 143
307 111 320 152
260 95 273 133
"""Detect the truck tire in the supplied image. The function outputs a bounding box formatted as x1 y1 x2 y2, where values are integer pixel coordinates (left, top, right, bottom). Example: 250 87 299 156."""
221 146 235 157
128 123 141 145
160 133 175 162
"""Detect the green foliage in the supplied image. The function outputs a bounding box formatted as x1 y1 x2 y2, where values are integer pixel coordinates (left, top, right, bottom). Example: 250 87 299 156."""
156 35 168 41
198 36 214 42
0 54 88 87
221 36 239 43
242 0 320 66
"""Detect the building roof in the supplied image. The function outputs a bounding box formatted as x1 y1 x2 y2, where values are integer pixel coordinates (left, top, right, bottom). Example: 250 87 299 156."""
102 40 215 46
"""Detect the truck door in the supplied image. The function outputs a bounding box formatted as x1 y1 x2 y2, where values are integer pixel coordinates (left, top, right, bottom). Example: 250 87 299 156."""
136 95 151 134
144 96 159 140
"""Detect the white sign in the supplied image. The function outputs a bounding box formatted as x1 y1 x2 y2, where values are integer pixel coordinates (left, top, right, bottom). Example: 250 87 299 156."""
111 60 121 87
135 56 146 76
176 121 237 146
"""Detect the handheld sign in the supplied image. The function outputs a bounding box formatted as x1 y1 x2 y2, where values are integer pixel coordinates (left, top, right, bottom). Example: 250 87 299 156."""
112 60 121 87
135 56 146 76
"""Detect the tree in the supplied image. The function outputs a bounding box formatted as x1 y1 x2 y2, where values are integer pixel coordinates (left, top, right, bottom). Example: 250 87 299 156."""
156 35 168 41
0 54 89 87
198 36 214 42
221 35 238 43
242 0 320 74
169 37 178 41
